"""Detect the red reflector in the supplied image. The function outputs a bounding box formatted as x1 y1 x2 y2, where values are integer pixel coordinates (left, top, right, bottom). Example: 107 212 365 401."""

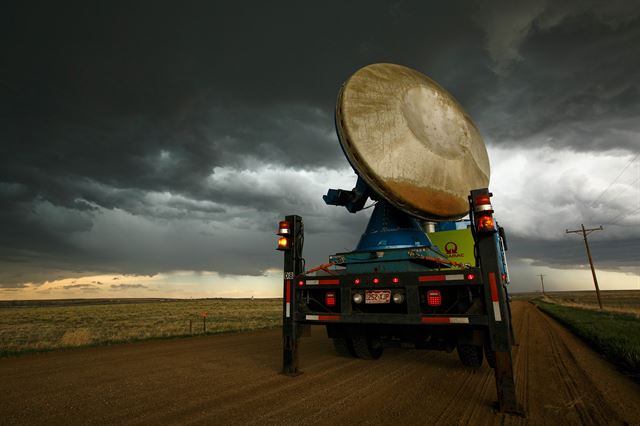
427 290 442 306
354 278 361 285
419 275 446 282
421 317 449 324
501 273 507 281
277 236 289 250
298 280 304 287
325 291 336 306
476 215 494 231
466 273 475 281
475 194 491 205
392 277 399 283
372 277 380 284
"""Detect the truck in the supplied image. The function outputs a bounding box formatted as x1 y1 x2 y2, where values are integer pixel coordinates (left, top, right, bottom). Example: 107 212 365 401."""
276 63 520 414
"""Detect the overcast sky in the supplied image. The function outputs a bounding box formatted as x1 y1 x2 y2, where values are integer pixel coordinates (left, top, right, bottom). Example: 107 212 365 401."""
1 1 638 299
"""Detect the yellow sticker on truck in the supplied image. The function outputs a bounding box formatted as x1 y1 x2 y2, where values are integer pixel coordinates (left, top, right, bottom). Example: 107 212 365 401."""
427 228 476 268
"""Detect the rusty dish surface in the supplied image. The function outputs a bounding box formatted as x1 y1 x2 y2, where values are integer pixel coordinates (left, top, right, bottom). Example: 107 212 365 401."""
336 63 490 220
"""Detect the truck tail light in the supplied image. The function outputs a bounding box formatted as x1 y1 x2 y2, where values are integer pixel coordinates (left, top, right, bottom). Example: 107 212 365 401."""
278 220 290 235
473 191 496 233
325 291 336 306
276 219 292 250
474 194 493 213
427 290 442 306
466 273 476 281
354 278 361 285
372 277 380 284
392 277 400 283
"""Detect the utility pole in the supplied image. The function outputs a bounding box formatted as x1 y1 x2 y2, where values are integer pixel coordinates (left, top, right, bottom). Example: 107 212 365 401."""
566 224 604 309
537 274 546 295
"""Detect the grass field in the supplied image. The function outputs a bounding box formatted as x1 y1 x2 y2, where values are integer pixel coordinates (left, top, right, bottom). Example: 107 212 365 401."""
0 298 281 356
532 299 640 378
515 290 640 317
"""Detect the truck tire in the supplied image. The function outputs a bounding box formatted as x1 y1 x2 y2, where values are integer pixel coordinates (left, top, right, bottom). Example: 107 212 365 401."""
332 337 356 358
457 344 484 368
484 345 496 368
351 336 383 360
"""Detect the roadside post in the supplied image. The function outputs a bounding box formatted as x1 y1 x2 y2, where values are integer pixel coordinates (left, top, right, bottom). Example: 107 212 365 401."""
200 311 207 332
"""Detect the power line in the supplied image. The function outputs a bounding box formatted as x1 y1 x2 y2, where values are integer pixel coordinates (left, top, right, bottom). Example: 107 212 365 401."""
589 152 639 209
603 206 640 226
596 175 640 206
566 225 604 309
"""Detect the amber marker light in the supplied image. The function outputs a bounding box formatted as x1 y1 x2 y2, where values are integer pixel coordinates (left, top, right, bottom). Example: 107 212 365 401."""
476 215 495 232
277 236 290 250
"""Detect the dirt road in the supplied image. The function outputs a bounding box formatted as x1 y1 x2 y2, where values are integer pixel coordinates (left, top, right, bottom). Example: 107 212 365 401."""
1 301 639 425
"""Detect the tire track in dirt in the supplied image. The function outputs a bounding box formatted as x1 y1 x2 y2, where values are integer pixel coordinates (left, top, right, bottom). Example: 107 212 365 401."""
247 350 421 425
535 307 624 425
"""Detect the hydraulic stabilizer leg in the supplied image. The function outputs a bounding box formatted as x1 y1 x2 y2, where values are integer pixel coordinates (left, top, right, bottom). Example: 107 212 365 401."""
471 189 523 415
282 325 299 375
494 351 519 412
280 215 304 376
485 273 523 415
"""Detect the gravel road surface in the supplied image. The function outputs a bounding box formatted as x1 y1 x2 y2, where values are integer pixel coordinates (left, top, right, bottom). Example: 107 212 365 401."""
1 301 639 425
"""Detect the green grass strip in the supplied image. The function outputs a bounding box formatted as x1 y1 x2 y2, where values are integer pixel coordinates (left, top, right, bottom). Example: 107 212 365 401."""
532 299 640 378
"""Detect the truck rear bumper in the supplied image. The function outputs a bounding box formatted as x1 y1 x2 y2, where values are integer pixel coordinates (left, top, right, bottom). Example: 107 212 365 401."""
295 312 489 326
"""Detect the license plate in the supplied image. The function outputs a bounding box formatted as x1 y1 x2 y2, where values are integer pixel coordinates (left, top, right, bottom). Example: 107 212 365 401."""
365 290 391 304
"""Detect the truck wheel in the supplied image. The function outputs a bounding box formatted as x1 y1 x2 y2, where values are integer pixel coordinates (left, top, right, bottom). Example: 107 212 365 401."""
457 344 483 368
484 345 496 368
332 337 356 358
351 336 383 360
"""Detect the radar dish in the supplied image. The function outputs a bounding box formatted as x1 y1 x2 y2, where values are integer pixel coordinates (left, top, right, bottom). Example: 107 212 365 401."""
335 63 490 220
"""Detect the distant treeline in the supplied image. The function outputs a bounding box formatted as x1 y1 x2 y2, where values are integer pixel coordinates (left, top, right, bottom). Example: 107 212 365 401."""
0 297 280 308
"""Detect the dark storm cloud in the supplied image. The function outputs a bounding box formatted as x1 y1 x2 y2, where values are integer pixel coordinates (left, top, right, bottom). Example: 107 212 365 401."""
470 0 640 152
1 1 638 286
